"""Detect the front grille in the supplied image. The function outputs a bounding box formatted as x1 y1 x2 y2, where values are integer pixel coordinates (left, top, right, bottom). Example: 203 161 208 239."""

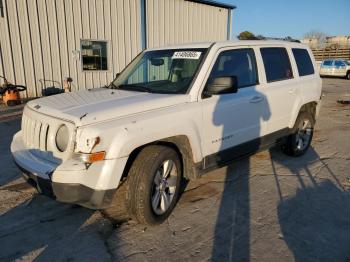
21 106 75 162
21 113 49 151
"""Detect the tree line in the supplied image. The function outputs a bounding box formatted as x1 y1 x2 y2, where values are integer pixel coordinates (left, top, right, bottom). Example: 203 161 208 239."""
237 30 327 43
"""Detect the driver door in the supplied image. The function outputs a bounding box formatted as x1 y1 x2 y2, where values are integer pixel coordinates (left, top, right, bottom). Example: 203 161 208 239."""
201 47 270 168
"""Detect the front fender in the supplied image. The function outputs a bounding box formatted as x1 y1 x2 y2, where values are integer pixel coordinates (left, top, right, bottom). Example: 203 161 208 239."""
75 103 204 164
109 116 203 163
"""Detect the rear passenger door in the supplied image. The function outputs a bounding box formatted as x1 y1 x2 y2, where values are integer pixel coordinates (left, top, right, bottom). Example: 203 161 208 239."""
258 47 298 133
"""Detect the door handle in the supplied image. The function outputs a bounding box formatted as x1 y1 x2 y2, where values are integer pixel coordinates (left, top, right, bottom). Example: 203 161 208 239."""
249 96 263 103
289 88 296 94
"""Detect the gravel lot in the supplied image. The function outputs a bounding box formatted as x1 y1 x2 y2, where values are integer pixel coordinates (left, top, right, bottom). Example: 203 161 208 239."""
0 78 350 262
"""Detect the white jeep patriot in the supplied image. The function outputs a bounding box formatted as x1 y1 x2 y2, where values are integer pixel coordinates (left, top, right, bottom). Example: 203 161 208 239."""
11 40 322 225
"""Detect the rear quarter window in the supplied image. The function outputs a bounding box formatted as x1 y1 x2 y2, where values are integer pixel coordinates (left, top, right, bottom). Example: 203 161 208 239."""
334 60 345 67
292 48 315 76
260 47 293 82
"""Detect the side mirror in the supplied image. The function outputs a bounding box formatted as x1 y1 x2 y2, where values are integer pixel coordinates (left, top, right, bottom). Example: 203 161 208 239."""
115 73 120 79
203 76 238 98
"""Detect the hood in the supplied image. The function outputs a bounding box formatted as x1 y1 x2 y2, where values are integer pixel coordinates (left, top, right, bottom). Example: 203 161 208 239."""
27 88 191 126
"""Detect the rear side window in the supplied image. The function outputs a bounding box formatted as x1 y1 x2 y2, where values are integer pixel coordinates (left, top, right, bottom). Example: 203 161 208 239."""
292 48 315 76
334 60 345 67
260 47 293 82
209 48 258 88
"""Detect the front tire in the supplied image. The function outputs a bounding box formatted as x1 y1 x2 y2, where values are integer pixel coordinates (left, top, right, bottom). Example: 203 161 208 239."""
346 71 350 80
127 145 182 225
282 112 315 157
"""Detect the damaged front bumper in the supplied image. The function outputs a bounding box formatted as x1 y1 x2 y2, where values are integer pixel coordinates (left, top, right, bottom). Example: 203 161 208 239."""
11 131 128 209
16 163 115 209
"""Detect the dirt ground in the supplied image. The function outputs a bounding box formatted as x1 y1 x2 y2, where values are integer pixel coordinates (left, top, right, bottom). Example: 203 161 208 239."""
0 78 350 262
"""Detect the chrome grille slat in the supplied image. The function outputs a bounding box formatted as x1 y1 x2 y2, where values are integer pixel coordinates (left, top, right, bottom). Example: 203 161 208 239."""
40 123 48 151
21 107 74 163
33 120 41 148
45 125 49 151
21 116 26 145
37 123 42 149
28 117 34 148
24 116 29 147
22 112 49 151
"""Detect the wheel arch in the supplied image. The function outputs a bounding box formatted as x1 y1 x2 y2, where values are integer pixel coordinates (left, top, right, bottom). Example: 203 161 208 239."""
289 101 318 128
121 135 201 181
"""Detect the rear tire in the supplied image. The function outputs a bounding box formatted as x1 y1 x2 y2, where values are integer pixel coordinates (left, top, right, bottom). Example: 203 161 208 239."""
282 111 315 157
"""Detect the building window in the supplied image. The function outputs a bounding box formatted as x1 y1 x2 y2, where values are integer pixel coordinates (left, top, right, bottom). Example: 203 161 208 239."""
81 40 108 71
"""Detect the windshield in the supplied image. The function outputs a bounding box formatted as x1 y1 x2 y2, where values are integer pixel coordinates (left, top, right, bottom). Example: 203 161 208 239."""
112 48 207 94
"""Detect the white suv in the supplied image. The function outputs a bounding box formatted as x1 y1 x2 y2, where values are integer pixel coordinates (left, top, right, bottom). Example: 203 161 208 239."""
11 40 322 225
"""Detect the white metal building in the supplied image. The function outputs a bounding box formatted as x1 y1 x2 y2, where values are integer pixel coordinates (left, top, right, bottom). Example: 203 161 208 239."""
0 0 235 98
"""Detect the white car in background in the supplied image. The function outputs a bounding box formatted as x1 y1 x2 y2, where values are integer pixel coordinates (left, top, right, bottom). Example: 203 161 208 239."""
319 59 350 79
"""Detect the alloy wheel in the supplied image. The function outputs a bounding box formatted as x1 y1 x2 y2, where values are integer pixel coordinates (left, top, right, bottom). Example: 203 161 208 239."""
295 119 313 151
151 159 178 215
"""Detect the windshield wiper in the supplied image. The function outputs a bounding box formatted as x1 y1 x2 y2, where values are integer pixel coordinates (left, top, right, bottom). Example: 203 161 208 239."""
117 84 153 93
107 82 118 89
103 81 118 89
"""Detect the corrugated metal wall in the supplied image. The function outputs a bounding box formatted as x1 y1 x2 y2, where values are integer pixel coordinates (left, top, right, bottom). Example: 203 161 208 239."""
0 0 142 98
146 0 229 48
0 0 230 98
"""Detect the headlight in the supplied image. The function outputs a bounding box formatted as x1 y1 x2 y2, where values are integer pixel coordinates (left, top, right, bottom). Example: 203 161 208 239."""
56 125 69 152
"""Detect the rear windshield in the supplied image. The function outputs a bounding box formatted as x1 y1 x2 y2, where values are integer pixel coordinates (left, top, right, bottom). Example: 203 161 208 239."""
292 48 315 76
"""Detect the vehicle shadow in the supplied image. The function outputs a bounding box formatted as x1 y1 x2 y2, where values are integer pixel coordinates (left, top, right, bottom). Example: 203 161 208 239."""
211 141 350 261
211 158 252 261
211 85 270 261
0 194 113 261
270 147 350 262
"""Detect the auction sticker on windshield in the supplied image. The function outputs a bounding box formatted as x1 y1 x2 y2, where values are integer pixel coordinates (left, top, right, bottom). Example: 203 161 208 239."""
172 51 202 59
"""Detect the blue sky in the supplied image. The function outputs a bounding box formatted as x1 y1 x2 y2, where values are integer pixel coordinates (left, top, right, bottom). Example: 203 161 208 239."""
220 0 350 39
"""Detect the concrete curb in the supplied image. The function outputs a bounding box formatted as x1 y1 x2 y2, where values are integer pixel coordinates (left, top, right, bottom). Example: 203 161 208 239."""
0 104 24 121
0 111 23 121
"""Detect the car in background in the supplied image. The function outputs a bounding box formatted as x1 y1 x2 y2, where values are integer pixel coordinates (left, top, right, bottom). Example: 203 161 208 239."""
319 59 350 79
